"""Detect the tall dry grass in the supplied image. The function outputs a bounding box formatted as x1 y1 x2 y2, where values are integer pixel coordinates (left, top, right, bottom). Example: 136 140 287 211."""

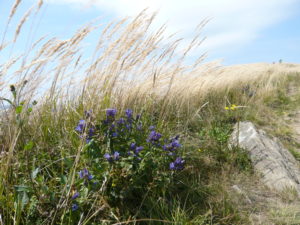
2 0 299 122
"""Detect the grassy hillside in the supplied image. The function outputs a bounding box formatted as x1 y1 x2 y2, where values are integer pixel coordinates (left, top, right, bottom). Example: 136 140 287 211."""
1 1 300 224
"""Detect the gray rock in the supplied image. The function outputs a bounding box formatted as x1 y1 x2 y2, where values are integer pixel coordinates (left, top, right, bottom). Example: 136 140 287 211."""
230 121 300 195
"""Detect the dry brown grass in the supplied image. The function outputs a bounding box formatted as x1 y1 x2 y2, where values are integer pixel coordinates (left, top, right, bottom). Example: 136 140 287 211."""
2 1 300 123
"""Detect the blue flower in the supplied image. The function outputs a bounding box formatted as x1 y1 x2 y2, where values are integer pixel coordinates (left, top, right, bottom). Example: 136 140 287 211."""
88 127 95 136
113 151 120 161
170 157 185 170
104 153 112 162
135 146 144 154
147 131 162 143
163 136 181 152
86 127 95 143
75 119 86 133
130 142 136 150
104 152 120 162
125 109 133 118
136 114 141 120
137 122 143 130
84 109 92 118
72 203 79 211
126 123 132 130
106 108 117 117
71 192 79 200
171 139 181 148
117 118 125 125
78 168 93 180
149 125 155 131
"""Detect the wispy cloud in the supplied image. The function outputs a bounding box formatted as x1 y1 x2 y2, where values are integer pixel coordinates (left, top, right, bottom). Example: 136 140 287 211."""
47 0 298 56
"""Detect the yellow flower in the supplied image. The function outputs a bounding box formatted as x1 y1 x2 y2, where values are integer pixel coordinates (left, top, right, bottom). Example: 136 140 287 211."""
112 183 116 187
225 104 240 111
198 148 202 152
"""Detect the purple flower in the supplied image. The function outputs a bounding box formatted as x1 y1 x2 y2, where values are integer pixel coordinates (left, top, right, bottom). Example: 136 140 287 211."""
137 122 143 130
72 192 79 200
136 114 141 120
72 203 79 211
174 135 180 140
112 132 118 137
135 146 144 154
86 127 95 143
171 139 181 148
75 119 86 133
88 127 95 136
163 136 181 152
78 168 93 180
130 142 136 150
170 157 185 171
109 124 115 131
106 108 117 117
117 118 125 125
104 152 120 162
125 109 133 118
104 153 112 162
149 125 155 131
113 151 120 161
147 131 162 143
84 110 92 118
126 123 132 130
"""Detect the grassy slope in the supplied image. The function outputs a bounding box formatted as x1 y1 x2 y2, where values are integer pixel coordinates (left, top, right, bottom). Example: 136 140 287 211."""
2 62 300 224
1 1 300 224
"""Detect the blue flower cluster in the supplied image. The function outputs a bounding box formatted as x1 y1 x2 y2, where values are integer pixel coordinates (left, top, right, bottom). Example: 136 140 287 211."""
104 152 120 162
71 192 79 211
72 108 186 211
163 135 181 156
78 168 93 180
170 157 185 170
127 142 144 160
75 115 95 143
147 130 162 145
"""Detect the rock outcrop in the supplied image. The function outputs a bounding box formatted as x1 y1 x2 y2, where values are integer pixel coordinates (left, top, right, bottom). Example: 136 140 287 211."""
229 121 300 195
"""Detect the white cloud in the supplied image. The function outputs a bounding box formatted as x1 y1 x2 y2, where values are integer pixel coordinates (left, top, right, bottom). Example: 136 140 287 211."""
46 0 298 56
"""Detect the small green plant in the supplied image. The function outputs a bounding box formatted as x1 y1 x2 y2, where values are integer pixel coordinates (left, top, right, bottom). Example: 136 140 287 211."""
0 81 37 126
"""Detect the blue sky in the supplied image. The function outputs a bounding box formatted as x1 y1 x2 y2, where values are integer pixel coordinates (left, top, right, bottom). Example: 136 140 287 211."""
1 0 300 65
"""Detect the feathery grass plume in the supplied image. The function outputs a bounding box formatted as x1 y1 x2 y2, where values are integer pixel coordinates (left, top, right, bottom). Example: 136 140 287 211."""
14 6 34 43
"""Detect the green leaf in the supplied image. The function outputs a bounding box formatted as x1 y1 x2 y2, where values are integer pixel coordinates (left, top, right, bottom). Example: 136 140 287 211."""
82 187 89 198
24 141 34 151
14 185 31 193
0 97 13 106
60 175 68 184
27 107 32 113
31 167 39 179
15 105 23 114
21 192 29 210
